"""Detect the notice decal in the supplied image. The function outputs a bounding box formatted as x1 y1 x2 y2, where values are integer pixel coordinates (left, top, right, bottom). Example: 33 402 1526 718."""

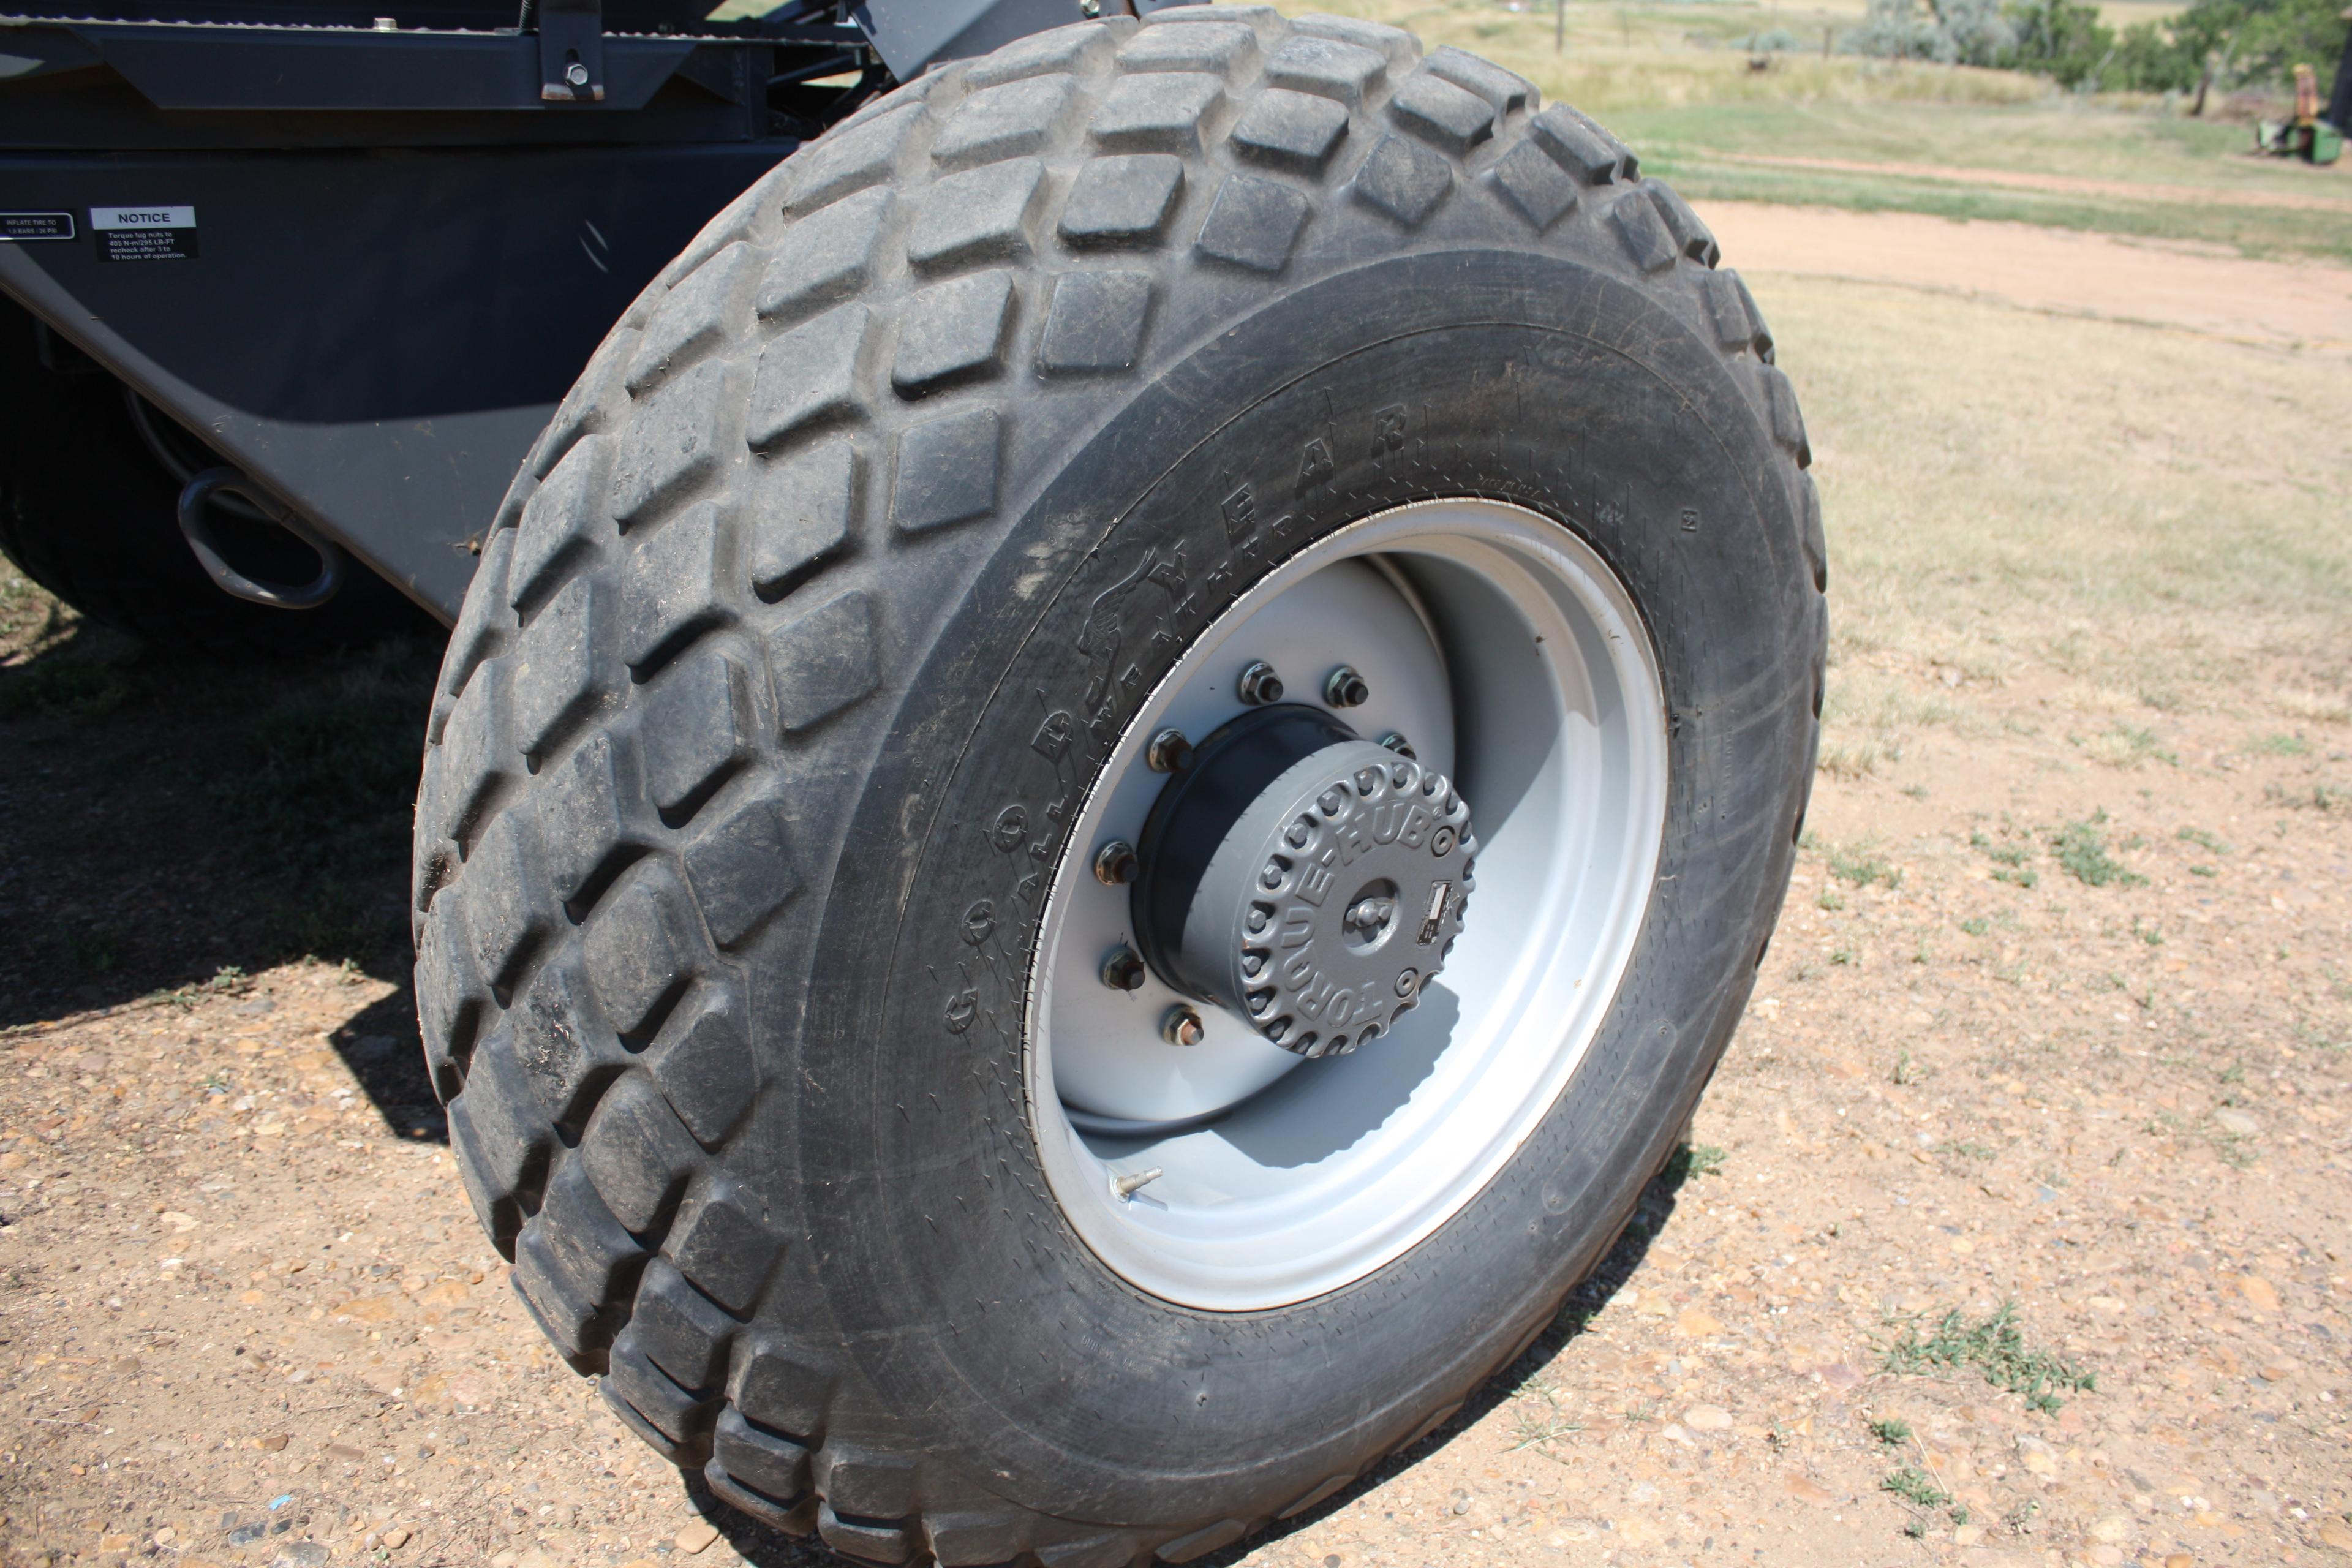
90 205 198 262
0 213 75 242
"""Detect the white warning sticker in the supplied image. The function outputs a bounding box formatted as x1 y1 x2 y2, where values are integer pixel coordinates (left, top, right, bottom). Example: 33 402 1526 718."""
0 213 75 242
90 205 198 262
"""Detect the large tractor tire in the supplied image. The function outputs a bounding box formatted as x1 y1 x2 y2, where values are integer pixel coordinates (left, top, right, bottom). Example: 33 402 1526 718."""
413 8 1824 1564
0 298 432 658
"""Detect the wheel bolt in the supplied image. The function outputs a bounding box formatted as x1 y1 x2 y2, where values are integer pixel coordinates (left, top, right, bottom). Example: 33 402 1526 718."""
1161 1004 1205 1046
1324 665 1370 708
1101 946 1148 992
1147 729 1193 772
1237 660 1284 706
1093 839 1139 886
1394 968 1420 997
1379 731 1416 759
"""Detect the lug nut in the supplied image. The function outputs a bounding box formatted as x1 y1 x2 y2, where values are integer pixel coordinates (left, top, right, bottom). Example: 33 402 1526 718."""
1161 1004 1205 1046
1093 839 1139 886
1101 946 1147 992
1147 729 1193 772
1324 665 1370 708
1379 731 1416 759
1237 660 1284 706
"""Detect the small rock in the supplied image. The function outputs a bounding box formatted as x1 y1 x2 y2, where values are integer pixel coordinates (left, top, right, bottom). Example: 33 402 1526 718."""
1953 1523 1985 1546
1684 1404 1733 1431
2238 1275 2282 1312
2016 1434 2059 1476
1815 1362 1863 1390
1673 1309 1724 1338
2089 1547 2124 1567
2090 1514 2132 1543
253 1434 289 1452
2212 1109 2260 1136
2256 1361 2293 1382
2321 1520 2352 1550
382 1526 411 1549
676 1520 720 1555
1784 1474 1834 1506
273 1544 331 1567
2163 1555 2193 1567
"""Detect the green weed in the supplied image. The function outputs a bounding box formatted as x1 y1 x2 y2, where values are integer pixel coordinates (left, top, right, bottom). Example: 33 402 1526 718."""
2055 811 2144 888
2176 827 2231 856
1829 843 1903 889
2265 781 2349 813
1970 831 2040 888
1869 1417 1913 1446
1882 1466 1951 1509
1662 1142 1728 1183
1882 1302 2095 1414
2253 733 2309 755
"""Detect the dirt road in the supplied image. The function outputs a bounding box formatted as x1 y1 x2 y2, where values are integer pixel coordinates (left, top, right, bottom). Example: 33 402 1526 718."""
2 208 2348 1568
1705 200 2352 350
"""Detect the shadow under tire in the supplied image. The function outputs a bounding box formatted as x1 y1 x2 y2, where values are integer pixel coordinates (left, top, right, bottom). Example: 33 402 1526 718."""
414 10 1824 1565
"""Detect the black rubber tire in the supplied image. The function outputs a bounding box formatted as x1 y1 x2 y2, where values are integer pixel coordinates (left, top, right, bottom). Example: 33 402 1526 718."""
413 10 1825 1564
0 297 434 658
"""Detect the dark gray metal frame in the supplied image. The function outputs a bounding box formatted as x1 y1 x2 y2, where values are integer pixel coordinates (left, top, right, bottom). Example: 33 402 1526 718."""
0 0 1196 620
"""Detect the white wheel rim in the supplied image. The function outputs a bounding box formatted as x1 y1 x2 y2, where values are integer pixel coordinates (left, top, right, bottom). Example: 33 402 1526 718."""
1026 499 1668 1310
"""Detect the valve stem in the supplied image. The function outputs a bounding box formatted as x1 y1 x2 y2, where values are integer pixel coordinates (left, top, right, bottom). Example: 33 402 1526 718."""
1110 1166 1163 1200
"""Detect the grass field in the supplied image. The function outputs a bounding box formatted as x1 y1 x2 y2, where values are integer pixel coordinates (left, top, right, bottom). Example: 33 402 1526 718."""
1275 0 2352 258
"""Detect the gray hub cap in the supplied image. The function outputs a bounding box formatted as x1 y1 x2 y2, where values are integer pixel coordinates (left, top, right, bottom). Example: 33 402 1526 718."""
1167 739 1474 1059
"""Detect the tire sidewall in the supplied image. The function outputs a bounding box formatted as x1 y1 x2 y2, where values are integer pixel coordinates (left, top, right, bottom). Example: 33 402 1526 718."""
795 246 1814 1523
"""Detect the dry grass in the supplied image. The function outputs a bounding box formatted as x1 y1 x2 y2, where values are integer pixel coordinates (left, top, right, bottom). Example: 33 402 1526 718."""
1749 276 2352 767
1275 0 2052 112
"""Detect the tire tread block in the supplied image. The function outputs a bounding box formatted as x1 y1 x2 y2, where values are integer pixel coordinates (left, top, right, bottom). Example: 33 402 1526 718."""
748 440 862 600
1038 271 1155 374
631 1258 737 1391
581 1070 703 1234
1263 34 1387 105
682 796 801 950
890 409 1000 535
892 271 1019 396
619 503 728 673
1059 154 1186 250
609 360 742 530
748 304 872 451
1194 173 1309 273
638 652 755 823
932 74 1079 170
510 575 602 760
1352 133 1453 229
581 870 698 1041
667 1180 781 1313
908 159 1048 273
513 1158 644 1364
627 241 758 393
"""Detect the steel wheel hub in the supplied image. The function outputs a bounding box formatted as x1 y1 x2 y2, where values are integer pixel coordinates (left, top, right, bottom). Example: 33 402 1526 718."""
1130 707 1474 1060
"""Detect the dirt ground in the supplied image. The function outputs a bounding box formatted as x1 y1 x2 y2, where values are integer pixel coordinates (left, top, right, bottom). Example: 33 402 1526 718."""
1704 201 2352 349
2 206 2349 1568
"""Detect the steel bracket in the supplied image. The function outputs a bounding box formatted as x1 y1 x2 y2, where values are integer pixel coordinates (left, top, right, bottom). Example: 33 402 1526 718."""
535 0 606 103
